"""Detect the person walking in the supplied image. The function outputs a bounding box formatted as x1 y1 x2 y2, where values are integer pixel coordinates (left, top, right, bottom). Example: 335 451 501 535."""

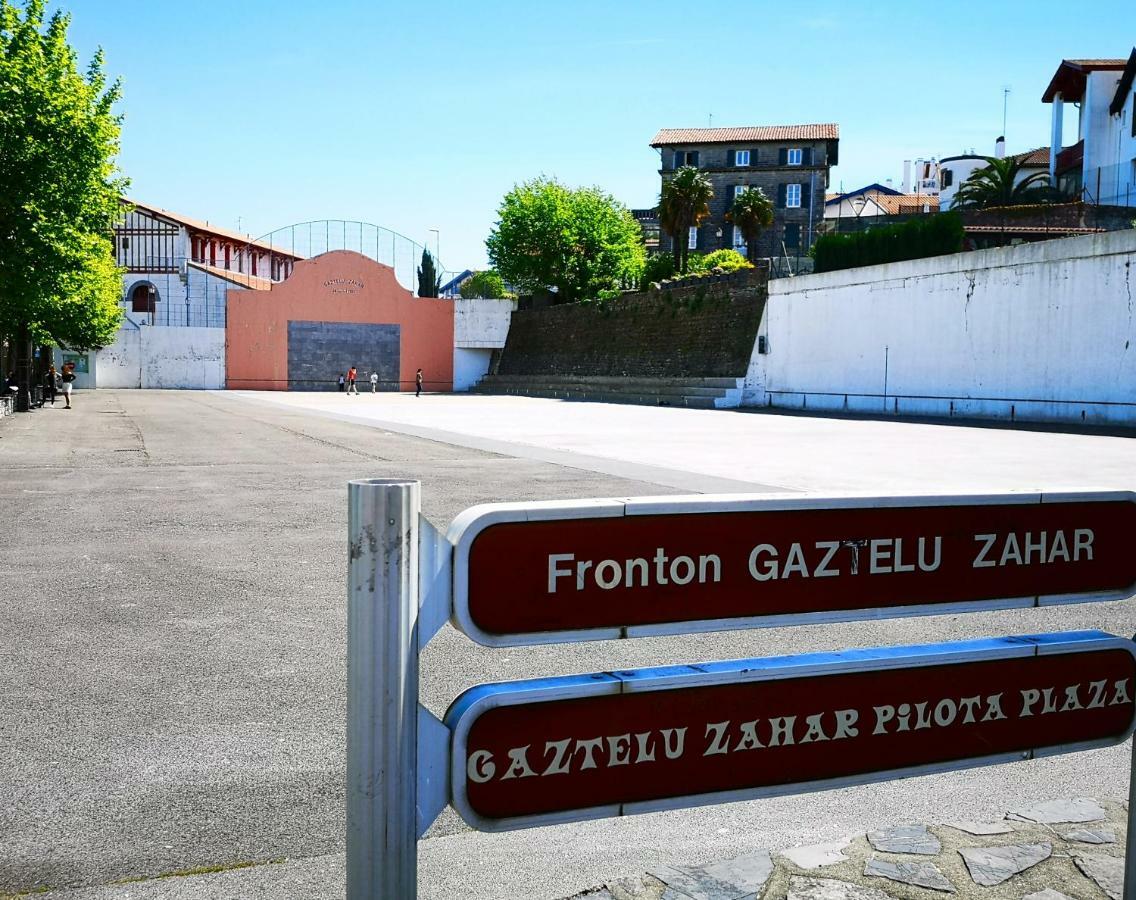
59 362 76 409
44 366 57 406
415 368 423 397
347 366 358 395
337 373 346 392
370 371 379 393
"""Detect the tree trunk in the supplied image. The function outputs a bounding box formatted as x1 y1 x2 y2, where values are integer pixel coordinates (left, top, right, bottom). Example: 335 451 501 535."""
746 234 757 264
15 323 34 412
671 228 682 271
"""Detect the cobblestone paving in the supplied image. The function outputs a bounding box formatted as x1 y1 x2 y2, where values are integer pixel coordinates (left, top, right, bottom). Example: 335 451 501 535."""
567 798 1129 900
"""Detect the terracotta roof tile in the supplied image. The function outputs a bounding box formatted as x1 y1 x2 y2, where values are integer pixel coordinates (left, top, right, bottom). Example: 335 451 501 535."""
188 261 274 291
650 124 839 146
123 198 304 259
874 194 940 215
1009 147 1050 167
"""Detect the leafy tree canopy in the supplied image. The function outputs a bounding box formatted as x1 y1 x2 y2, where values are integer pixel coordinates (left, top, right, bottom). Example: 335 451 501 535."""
486 178 645 303
459 270 510 299
0 0 126 350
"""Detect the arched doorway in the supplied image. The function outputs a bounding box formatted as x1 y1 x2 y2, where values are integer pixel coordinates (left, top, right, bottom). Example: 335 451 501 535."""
129 281 159 315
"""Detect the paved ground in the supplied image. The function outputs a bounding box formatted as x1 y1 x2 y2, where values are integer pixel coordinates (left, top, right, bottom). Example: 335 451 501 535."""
2 390 1134 899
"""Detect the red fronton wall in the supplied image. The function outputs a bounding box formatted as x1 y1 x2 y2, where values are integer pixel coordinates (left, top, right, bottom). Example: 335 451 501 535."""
225 250 454 391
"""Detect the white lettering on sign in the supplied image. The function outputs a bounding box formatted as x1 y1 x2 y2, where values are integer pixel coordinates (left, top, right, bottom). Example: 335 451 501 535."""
547 550 721 593
466 677 1134 785
972 529 1093 568
542 526 1099 595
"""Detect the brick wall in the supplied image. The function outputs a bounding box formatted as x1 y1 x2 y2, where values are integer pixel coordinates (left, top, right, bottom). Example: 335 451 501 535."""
496 268 768 378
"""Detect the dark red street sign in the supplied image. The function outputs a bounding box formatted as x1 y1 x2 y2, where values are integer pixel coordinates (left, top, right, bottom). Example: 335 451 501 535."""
444 632 1136 832
447 491 1136 646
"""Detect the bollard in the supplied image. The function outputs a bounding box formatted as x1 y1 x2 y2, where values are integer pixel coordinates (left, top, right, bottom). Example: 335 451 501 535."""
347 479 420 900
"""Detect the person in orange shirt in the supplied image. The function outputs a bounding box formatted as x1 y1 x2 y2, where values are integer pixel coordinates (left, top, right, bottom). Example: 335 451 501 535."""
346 366 358 395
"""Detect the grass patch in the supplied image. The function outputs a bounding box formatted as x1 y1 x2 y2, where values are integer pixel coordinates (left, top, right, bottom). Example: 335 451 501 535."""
114 857 286 885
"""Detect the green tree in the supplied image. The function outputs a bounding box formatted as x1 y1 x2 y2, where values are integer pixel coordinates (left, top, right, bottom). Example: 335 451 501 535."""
657 166 713 273
486 178 644 303
459 270 510 299
0 0 126 409
417 248 440 297
952 157 1053 209
698 249 754 272
726 187 774 262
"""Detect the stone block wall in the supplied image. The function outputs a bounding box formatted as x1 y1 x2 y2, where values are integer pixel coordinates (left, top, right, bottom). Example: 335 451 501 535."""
495 268 767 378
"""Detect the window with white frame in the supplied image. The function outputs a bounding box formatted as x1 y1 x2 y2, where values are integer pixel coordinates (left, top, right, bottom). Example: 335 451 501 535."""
787 148 803 165
733 185 747 201
688 226 698 249
786 183 802 207
734 150 750 166
732 225 746 250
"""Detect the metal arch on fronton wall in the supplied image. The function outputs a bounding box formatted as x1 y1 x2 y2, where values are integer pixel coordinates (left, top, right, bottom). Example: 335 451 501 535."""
253 220 451 294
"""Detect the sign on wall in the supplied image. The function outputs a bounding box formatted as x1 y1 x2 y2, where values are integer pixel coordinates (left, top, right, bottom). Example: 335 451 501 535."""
447 492 1136 646
445 632 1136 832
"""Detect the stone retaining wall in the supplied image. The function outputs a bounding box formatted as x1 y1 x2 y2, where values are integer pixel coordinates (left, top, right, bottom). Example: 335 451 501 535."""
496 269 768 379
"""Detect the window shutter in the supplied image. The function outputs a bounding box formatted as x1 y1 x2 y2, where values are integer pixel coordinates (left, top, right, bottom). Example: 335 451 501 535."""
803 147 813 166
777 183 787 208
674 150 683 168
691 150 700 167
778 148 788 166
801 183 812 208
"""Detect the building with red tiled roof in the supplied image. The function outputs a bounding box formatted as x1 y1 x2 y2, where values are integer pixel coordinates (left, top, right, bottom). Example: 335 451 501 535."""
650 123 840 262
1043 50 1136 205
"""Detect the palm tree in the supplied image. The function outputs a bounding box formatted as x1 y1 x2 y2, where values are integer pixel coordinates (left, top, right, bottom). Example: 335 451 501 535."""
658 166 713 273
952 156 1053 209
726 187 774 263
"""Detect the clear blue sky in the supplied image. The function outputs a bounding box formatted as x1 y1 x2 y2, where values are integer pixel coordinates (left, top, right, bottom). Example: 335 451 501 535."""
64 0 1135 271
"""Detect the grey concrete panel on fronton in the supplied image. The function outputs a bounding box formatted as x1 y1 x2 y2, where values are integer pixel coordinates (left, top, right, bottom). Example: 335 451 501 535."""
957 843 1051 886
942 821 1016 835
1006 798 1107 824
866 824 941 855
786 877 894 900
780 839 854 870
1022 891 1076 900
1073 853 1123 900
649 851 774 900
1063 827 1117 844
287 320 399 391
863 858 955 893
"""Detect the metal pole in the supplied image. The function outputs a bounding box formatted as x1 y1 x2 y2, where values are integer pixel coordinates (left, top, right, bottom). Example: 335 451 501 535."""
1125 736 1136 900
347 479 420 900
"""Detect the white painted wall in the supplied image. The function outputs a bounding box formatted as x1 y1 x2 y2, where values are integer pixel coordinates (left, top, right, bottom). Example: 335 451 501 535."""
92 325 224 390
744 229 1136 426
453 348 494 392
454 298 515 349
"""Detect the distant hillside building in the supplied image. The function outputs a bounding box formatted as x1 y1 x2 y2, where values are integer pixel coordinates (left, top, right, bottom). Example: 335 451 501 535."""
649 124 839 259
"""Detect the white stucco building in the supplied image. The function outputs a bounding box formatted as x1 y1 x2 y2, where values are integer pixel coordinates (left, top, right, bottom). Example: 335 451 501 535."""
1043 51 1136 206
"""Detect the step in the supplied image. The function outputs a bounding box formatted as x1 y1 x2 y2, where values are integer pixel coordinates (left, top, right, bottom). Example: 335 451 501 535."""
480 374 742 390
478 381 734 400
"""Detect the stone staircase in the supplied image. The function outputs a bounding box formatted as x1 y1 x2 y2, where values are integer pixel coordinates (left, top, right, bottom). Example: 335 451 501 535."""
470 374 744 409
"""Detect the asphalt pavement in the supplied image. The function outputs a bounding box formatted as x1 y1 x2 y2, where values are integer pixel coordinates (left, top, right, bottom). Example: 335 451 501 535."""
1 390 1134 899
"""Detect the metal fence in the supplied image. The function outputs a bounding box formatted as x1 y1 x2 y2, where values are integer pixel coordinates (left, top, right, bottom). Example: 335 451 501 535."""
1079 163 1136 208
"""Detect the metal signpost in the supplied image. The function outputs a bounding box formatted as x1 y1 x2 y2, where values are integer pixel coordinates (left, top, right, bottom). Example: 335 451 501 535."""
346 482 1136 899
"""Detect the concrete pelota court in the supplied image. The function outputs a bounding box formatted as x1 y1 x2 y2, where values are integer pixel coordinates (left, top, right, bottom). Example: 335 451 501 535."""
233 390 1136 495
2 390 1134 899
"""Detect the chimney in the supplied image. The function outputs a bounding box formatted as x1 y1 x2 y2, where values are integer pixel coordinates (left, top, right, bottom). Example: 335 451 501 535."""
994 136 1006 159
902 159 912 193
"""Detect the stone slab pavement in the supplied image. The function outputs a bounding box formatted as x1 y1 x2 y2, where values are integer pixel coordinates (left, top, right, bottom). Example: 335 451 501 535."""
2 390 1135 900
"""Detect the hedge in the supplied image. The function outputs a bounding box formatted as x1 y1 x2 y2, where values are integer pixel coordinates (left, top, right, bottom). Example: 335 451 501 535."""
813 212 964 273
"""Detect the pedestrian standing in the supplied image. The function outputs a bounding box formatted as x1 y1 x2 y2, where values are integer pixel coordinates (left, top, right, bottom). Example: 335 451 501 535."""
338 373 345 392
415 368 423 397
59 362 76 409
44 366 57 406
347 366 358 395
370 371 379 393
